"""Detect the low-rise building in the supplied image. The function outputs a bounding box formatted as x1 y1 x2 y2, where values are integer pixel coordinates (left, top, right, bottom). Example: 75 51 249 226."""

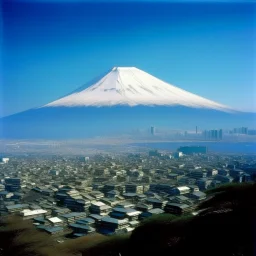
110 207 141 221
89 201 112 215
42 226 64 235
170 186 190 196
188 191 206 201
135 203 153 212
146 198 167 209
98 217 129 235
47 217 64 226
69 223 96 235
5 204 29 214
164 203 192 215
61 212 87 224
125 184 144 194
20 209 47 220
139 208 164 220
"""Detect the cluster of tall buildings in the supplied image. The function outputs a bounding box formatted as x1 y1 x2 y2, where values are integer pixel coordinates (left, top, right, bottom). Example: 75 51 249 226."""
233 127 248 135
231 127 256 135
147 126 256 139
202 129 223 140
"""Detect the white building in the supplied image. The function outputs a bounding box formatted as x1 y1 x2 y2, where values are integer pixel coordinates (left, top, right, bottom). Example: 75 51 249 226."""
20 209 47 219
47 217 64 226
0 158 9 164
177 186 190 195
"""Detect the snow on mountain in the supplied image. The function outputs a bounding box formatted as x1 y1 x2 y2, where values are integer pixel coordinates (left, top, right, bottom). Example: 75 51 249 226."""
44 67 231 111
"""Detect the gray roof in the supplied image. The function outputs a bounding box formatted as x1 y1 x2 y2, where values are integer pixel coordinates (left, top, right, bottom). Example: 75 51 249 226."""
148 208 164 214
112 207 137 213
6 204 29 210
44 226 64 233
147 198 163 204
89 214 104 220
166 203 190 209
69 223 91 230
61 212 86 218
123 193 137 197
101 217 128 225
192 191 206 197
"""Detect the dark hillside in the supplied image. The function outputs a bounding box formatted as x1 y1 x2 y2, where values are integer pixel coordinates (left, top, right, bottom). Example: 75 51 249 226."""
82 183 256 256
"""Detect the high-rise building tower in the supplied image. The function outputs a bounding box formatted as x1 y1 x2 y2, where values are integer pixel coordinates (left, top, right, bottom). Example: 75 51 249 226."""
151 126 155 135
242 127 248 134
203 129 223 140
233 127 248 135
214 130 218 140
218 129 223 140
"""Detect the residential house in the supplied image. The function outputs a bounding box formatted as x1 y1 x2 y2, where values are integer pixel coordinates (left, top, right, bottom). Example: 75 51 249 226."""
89 202 112 215
164 203 192 215
139 208 164 220
98 217 129 235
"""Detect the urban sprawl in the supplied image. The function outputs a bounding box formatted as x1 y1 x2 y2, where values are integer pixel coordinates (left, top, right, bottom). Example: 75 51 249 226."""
0 145 255 243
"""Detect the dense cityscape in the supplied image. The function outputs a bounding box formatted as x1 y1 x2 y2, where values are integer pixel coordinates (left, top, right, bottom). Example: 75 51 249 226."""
0 144 255 244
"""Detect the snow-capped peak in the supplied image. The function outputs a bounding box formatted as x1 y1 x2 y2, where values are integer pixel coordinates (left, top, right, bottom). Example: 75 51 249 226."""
43 67 231 111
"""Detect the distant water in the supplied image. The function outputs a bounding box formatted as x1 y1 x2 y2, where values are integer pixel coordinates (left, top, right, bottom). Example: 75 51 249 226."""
131 142 256 154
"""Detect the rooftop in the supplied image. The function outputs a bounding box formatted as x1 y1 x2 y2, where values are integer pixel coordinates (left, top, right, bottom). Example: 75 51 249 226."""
177 186 190 191
48 217 63 223
21 209 47 217
101 217 129 225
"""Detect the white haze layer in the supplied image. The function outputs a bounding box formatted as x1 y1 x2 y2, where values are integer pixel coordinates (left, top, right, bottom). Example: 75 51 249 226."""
44 67 232 112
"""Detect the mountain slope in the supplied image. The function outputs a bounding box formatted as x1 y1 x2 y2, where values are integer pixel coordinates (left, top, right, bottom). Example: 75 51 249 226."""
44 67 231 111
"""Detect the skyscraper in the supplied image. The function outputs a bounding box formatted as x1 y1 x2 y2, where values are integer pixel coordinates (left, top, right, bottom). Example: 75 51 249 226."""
203 129 223 140
151 126 155 135
218 129 223 140
233 127 248 135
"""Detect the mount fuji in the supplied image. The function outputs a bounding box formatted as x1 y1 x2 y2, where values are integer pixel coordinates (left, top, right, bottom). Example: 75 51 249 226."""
0 67 255 139
44 67 230 111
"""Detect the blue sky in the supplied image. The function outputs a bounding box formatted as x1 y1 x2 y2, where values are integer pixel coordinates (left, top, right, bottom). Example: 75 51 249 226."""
1 0 255 117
